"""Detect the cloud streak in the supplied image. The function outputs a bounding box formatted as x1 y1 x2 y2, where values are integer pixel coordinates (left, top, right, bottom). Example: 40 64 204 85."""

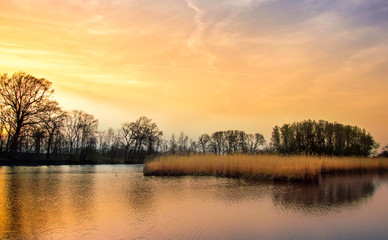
124 63 248 75
185 0 217 70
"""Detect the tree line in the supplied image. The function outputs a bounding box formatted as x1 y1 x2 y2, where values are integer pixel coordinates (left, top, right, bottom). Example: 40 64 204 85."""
0 73 167 163
0 72 382 164
271 120 378 157
0 72 266 163
165 130 266 156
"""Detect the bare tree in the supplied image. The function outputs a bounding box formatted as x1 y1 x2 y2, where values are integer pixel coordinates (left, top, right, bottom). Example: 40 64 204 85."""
105 128 121 162
97 130 106 155
78 111 98 161
40 101 64 158
246 133 265 154
178 132 189 155
0 105 7 152
198 134 209 154
145 121 163 155
120 122 135 161
63 110 98 160
64 110 81 154
211 131 226 155
125 116 162 161
169 134 177 154
31 127 46 154
189 139 198 154
159 138 169 153
0 72 57 153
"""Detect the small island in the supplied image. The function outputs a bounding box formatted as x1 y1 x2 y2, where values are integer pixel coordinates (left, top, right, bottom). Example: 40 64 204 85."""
144 154 388 183
144 120 387 183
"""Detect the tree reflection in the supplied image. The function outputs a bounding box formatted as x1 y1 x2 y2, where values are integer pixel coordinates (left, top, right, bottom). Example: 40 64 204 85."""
0 166 97 239
271 174 379 215
0 167 66 239
0 168 23 239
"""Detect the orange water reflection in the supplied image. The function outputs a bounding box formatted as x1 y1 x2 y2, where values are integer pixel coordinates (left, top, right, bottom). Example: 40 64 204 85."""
0 165 387 239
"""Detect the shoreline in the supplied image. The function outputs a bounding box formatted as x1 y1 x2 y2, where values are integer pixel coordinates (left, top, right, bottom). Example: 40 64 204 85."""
0 162 140 167
0 156 142 167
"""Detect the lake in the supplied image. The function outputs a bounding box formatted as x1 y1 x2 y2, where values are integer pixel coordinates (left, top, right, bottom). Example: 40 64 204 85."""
0 165 387 240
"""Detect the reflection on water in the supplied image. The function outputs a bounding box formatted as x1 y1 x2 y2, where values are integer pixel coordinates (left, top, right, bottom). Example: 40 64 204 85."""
0 166 98 239
0 165 388 240
272 175 377 215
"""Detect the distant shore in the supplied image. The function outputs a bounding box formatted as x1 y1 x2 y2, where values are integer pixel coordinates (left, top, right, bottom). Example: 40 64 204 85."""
144 154 388 183
0 161 129 167
0 154 141 167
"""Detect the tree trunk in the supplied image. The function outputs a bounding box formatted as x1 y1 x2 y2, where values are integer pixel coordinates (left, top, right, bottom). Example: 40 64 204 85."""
10 124 22 153
46 132 53 159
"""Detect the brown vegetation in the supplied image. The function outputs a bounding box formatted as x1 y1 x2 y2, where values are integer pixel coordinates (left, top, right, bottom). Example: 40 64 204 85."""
144 154 388 182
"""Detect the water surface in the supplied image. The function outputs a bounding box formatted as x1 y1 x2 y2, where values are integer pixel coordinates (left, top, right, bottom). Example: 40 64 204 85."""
0 165 387 239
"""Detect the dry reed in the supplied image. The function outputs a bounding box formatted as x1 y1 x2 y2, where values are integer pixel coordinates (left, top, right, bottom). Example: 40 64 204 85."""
143 154 388 182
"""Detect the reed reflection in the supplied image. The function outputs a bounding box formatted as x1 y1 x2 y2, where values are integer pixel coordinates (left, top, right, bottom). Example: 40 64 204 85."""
271 174 379 215
196 174 381 216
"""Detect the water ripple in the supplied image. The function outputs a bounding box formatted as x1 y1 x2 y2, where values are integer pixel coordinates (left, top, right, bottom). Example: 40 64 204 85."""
0 166 388 239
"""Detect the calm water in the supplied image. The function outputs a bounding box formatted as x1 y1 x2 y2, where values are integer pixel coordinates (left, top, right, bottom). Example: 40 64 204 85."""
0 165 387 240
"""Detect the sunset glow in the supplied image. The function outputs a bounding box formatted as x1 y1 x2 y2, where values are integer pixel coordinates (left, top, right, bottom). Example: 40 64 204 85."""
1 0 387 145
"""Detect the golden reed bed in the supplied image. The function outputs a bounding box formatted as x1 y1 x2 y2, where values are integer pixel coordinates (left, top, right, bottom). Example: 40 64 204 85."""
143 154 388 182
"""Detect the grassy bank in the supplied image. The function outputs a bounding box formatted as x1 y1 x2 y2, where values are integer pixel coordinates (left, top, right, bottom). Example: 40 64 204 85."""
143 155 388 182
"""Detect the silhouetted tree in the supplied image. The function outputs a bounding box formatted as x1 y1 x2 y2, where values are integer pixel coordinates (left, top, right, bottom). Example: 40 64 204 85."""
39 101 64 158
120 122 134 161
0 72 57 153
189 139 198 154
63 110 98 161
225 130 240 154
198 134 210 154
246 133 265 153
378 145 388 157
105 128 121 162
271 126 281 154
169 134 177 154
159 138 169 153
126 116 162 161
271 120 377 156
197 130 266 155
177 132 189 155
31 127 45 154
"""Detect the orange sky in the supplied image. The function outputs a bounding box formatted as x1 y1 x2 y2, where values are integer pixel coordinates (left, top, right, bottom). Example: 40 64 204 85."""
1 0 387 146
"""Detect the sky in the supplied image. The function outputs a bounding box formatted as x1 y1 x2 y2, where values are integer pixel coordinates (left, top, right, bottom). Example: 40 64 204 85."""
0 0 387 146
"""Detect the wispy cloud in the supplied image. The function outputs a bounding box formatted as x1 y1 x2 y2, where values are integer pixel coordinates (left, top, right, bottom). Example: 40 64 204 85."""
185 0 217 70
124 63 248 75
